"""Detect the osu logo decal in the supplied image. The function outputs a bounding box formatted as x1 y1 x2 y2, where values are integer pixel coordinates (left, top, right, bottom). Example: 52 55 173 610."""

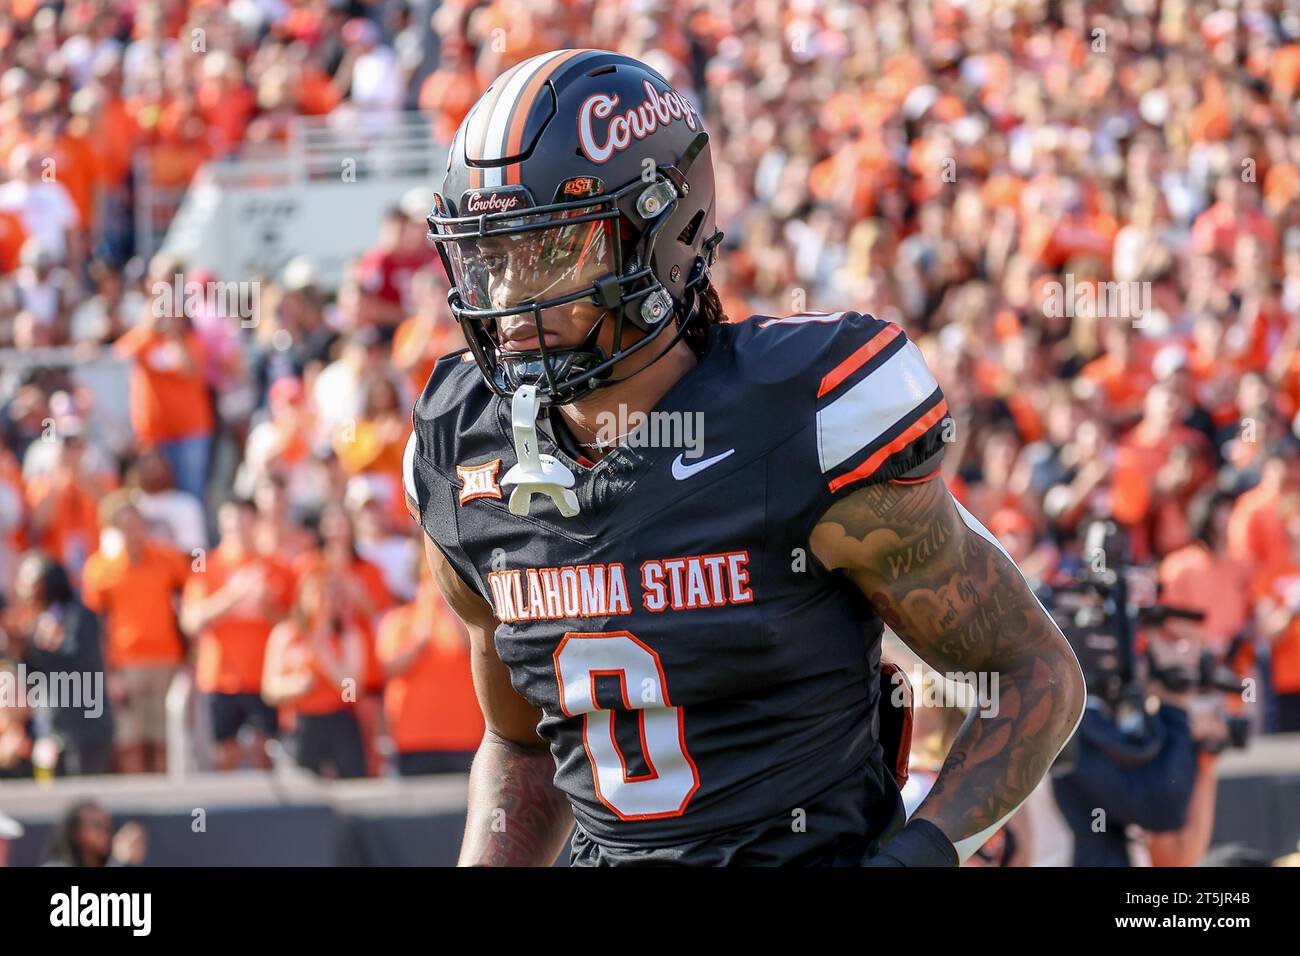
457 459 503 505
560 176 601 198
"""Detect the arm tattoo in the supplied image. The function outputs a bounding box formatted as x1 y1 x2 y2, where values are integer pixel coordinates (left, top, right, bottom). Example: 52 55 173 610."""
459 732 574 867
813 478 1084 850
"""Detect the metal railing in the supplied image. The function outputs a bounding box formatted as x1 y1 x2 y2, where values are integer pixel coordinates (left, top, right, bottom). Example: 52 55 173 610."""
134 111 442 259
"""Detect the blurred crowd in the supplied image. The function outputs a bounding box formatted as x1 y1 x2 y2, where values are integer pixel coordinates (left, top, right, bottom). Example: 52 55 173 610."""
0 0 1299 788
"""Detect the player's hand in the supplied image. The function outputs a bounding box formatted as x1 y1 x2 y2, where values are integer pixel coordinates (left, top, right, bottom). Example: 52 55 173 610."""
861 819 959 867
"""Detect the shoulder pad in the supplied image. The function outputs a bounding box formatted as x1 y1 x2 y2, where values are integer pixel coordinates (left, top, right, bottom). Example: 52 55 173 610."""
730 312 951 492
728 311 892 386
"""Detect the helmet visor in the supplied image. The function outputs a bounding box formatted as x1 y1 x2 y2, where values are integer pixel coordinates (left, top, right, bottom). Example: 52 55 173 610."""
438 207 616 312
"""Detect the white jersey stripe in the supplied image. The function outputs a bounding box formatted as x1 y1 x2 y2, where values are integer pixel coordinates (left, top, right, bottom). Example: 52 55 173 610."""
816 339 938 473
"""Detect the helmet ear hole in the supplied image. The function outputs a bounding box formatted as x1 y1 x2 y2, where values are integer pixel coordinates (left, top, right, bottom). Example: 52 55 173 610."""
677 210 705 247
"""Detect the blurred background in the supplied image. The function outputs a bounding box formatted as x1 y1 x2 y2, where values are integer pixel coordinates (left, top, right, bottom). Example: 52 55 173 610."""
0 0 1298 867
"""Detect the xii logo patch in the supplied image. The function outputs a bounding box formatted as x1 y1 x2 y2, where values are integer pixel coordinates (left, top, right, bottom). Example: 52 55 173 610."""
457 459 503 505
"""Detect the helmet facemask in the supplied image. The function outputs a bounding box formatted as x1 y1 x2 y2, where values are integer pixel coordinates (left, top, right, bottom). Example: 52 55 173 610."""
428 149 708 407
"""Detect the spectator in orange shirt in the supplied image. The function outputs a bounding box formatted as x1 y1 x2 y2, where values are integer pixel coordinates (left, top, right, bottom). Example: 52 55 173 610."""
114 308 215 501
194 52 255 156
1227 446 1300 573
1113 382 1214 559
963 427 1026 524
85 56 138 191
181 499 295 770
81 492 191 774
336 376 409 472
43 111 99 234
418 38 479 144
305 504 394 775
301 504 395 665
24 423 103 582
376 574 484 775
1251 507 1300 733
252 474 316 563
1158 492 1253 658
1077 322 1155 422
262 568 367 779
391 269 460 399
146 112 211 190
988 507 1058 587
1191 178 1278 263
0 207 26 273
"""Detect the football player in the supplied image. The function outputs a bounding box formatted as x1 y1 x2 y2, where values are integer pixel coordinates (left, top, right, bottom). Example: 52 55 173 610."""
407 49 1086 866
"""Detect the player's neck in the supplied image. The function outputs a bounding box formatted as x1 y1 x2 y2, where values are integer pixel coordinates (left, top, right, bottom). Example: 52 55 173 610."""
555 339 698 461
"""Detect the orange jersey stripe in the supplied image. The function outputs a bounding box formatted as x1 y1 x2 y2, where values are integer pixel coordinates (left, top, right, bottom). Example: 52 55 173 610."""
827 398 949 493
816 323 901 398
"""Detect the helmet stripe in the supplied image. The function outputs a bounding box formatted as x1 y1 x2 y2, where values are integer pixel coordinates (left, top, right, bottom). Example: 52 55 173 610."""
478 50 573 187
463 56 548 188
503 48 596 186
464 70 518 188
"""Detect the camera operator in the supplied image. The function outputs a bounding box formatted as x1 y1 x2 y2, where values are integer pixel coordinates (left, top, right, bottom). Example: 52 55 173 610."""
1050 633 1200 866
1144 665 1235 867
1045 519 1242 866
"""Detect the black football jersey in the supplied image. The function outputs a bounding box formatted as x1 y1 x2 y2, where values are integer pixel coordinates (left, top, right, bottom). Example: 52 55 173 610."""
405 311 951 865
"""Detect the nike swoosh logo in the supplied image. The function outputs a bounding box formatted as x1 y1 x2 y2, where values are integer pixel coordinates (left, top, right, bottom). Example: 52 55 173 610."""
671 449 735 480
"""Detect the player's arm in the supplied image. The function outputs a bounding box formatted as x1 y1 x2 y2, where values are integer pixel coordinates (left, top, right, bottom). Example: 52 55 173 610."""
812 477 1086 863
422 536 574 866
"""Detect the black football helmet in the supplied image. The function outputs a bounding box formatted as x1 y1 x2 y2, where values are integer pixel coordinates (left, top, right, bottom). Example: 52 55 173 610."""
427 49 721 405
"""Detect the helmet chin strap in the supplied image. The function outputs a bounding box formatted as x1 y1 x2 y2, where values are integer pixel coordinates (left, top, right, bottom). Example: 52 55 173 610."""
500 384 580 518
498 315 609 401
